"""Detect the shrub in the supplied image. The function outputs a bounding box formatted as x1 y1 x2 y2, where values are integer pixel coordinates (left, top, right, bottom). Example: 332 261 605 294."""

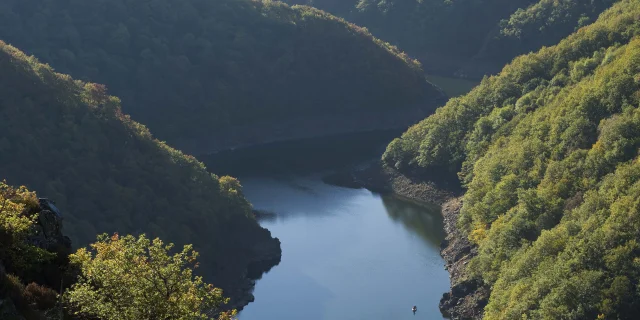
23 283 58 310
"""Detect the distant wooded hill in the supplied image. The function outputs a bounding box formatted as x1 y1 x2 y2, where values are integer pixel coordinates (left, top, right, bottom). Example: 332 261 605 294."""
286 0 619 76
0 0 442 150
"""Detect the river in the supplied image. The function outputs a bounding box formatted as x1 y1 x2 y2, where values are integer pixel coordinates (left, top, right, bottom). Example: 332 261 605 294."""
201 131 450 320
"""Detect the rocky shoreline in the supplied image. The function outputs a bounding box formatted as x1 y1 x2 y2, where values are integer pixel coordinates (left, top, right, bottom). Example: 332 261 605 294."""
439 198 488 320
323 162 487 319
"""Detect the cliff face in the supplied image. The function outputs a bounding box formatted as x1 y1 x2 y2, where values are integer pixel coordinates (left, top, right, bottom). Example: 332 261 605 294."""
29 200 72 254
438 198 487 320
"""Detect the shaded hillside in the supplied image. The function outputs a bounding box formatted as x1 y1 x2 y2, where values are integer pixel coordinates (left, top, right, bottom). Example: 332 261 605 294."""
0 42 280 309
286 0 619 77
0 0 442 152
384 0 640 318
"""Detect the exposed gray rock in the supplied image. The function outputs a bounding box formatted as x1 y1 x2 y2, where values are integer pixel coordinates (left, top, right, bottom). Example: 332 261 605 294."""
438 198 488 320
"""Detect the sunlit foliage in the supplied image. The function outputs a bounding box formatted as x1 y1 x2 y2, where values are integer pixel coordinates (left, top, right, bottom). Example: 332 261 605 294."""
384 0 640 317
66 233 236 320
0 41 275 298
0 181 68 319
0 181 51 275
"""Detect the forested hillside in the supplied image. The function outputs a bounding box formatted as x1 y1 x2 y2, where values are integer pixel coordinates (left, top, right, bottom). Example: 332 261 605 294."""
0 0 441 151
286 0 619 76
384 0 640 318
0 181 236 319
0 42 280 308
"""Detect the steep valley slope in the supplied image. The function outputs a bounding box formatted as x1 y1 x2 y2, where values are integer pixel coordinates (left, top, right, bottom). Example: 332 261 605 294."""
0 0 445 155
285 0 620 77
0 42 280 310
383 0 640 318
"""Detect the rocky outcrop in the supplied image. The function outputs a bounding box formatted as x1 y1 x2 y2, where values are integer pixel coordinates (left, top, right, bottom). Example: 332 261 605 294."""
29 199 72 253
24 200 74 292
439 198 488 320
322 161 457 205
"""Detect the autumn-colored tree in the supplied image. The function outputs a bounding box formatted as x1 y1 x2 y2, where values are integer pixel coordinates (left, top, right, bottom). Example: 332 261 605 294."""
65 233 236 320
0 180 37 237
0 181 53 271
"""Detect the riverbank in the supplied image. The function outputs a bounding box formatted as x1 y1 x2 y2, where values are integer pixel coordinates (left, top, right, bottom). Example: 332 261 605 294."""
322 162 455 205
323 162 487 319
237 173 450 319
439 198 488 320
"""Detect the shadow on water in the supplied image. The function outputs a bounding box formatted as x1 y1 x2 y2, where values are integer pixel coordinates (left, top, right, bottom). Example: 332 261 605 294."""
238 175 450 320
199 130 402 177
200 130 451 319
239 175 366 223
381 195 446 250
243 267 335 320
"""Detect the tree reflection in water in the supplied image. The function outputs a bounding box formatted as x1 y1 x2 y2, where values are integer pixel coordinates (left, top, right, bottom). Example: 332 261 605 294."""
381 195 445 249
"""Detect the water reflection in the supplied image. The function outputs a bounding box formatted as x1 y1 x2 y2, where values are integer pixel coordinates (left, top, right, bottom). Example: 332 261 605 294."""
239 175 364 222
242 267 334 320
381 196 445 250
202 130 451 319
239 175 449 320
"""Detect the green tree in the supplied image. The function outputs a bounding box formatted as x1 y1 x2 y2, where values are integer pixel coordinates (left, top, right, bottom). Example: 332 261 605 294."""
0 0 436 148
282 0 619 76
65 233 236 320
0 181 53 272
0 41 280 307
382 0 640 317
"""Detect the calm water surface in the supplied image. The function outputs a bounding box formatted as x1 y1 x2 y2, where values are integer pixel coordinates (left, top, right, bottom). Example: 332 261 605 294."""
202 131 451 319
237 174 449 320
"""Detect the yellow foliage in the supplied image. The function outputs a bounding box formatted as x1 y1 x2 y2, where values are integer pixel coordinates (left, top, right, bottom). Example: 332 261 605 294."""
470 223 488 243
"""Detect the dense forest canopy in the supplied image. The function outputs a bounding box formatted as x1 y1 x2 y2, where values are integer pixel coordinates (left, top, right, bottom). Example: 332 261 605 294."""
0 0 440 148
0 41 278 305
384 0 640 318
285 0 620 76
